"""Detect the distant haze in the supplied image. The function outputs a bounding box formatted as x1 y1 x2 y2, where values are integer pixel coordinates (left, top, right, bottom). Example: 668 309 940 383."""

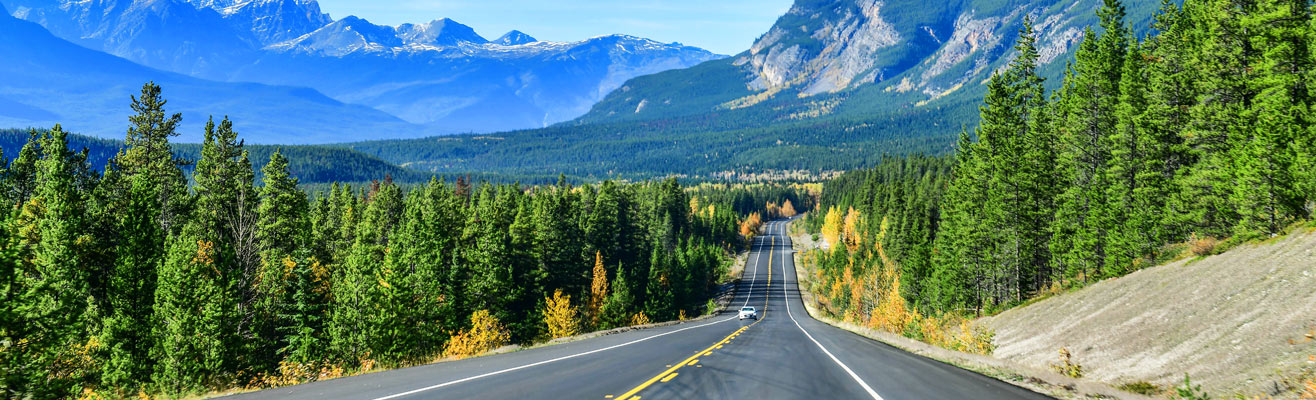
314 0 792 55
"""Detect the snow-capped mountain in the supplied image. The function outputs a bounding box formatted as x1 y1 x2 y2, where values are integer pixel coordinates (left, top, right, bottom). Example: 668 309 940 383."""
0 0 723 139
495 30 537 46
0 6 422 144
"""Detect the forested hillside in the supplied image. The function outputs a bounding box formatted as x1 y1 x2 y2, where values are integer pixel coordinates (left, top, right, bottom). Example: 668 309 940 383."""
0 83 809 398
800 0 1315 341
0 128 440 184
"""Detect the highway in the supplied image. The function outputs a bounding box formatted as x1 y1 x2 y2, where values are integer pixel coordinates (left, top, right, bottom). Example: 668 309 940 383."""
223 219 1052 400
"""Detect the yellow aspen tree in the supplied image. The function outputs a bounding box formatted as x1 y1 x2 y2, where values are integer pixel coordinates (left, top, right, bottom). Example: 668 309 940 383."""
842 207 863 251
588 252 609 328
689 196 700 217
821 206 842 247
780 199 797 217
444 310 510 359
543 289 580 339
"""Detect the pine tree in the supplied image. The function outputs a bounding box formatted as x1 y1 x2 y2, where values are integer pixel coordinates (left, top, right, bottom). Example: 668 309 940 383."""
1053 0 1130 281
9 126 97 397
1231 0 1309 235
153 226 236 394
103 83 191 389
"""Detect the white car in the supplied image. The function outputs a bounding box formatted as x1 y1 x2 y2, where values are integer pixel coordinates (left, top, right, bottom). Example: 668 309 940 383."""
738 306 758 320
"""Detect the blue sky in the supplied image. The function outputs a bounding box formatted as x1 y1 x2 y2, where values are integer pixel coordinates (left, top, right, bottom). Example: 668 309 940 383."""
314 0 793 55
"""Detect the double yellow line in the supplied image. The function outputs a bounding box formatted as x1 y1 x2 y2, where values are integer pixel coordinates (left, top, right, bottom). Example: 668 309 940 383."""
612 237 774 400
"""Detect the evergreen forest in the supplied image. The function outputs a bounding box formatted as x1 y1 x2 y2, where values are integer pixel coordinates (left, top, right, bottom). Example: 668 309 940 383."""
0 84 804 398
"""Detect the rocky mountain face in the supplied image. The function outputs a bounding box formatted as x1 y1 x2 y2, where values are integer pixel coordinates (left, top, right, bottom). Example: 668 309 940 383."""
0 0 721 138
579 0 1159 126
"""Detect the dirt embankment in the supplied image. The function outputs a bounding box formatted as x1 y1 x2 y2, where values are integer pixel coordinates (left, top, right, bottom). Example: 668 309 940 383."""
983 229 1316 398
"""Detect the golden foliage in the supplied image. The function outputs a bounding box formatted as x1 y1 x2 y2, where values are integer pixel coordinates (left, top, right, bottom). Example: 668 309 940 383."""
1050 347 1084 378
631 312 651 326
689 196 700 217
821 206 843 247
588 252 609 328
444 310 510 359
842 207 863 251
248 361 346 389
52 336 100 381
543 289 580 339
193 240 216 265
740 212 763 240
804 214 996 355
780 199 797 218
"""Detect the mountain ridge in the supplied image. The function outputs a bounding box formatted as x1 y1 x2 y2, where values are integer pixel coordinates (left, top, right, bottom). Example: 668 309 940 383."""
0 0 721 137
0 8 427 143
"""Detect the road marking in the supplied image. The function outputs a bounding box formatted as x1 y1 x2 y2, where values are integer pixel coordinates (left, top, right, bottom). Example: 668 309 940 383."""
613 324 755 400
660 373 679 383
368 222 776 400
612 238 775 400
777 221 884 400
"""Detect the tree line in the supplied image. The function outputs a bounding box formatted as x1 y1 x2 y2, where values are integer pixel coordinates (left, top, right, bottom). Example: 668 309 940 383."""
808 0 1316 321
0 83 770 398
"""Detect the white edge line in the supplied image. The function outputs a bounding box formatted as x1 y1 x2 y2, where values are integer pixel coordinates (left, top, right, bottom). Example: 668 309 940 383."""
778 220 885 400
370 222 775 400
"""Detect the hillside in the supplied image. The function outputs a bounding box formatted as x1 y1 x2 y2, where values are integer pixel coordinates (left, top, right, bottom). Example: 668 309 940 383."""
574 0 1159 127
0 129 434 184
983 231 1316 397
343 0 1164 178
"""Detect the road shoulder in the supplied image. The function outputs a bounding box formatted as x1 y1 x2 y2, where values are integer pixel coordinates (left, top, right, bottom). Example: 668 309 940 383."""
784 219 1150 400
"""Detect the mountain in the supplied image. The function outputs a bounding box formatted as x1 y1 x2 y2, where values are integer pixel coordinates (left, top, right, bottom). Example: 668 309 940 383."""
5 0 259 76
495 30 537 46
397 18 488 46
203 0 334 46
341 0 1165 180
575 0 1159 127
1 0 723 137
251 26 723 132
0 9 423 143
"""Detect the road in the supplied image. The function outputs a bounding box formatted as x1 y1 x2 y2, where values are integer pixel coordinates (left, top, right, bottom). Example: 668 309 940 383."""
223 219 1052 400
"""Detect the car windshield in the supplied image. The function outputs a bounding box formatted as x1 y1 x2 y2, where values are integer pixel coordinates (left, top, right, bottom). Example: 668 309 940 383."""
742 307 754 311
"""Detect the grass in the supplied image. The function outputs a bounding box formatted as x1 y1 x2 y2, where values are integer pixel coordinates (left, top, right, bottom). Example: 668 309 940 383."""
1117 380 1161 395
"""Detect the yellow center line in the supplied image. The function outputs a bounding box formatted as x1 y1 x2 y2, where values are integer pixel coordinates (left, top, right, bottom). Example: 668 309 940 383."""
612 237 774 400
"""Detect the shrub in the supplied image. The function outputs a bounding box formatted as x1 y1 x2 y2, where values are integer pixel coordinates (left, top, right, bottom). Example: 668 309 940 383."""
1118 381 1160 395
444 310 510 359
1188 233 1219 257
247 361 345 389
1050 347 1084 378
630 312 651 326
543 289 580 339
1174 374 1211 400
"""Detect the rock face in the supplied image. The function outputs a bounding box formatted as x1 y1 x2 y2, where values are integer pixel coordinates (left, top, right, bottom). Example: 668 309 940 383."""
0 0 723 136
746 0 899 94
580 0 1159 126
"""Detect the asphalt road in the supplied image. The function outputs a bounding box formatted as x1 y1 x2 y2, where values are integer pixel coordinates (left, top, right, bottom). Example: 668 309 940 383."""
223 219 1052 400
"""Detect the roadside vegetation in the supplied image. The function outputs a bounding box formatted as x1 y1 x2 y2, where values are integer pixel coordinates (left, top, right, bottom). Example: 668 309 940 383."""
0 83 812 398
799 0 1316 394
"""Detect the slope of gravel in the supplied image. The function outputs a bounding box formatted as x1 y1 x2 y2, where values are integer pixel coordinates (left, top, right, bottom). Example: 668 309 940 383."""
982 229 1316 397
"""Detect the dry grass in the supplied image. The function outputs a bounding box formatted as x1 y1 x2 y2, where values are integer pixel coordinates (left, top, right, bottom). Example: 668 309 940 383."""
1188 233 1219 257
